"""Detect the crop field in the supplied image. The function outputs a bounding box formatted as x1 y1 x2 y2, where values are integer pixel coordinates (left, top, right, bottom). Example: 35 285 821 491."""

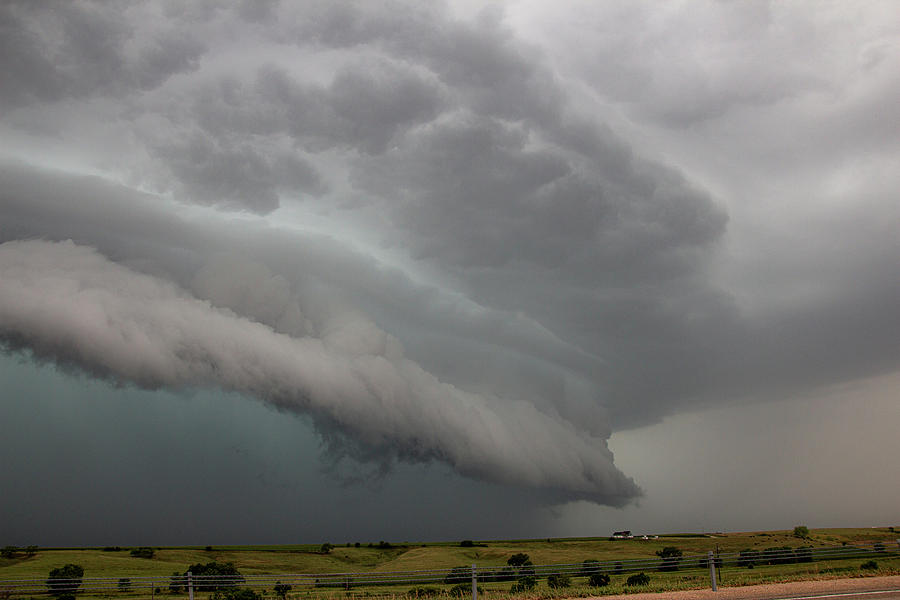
2 527 899 600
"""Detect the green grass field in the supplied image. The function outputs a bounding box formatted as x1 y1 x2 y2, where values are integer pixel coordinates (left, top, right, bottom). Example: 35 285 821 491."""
2 527 898 599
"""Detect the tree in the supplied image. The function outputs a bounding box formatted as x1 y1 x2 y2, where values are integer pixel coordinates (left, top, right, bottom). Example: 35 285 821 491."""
319 543 334 554
507 553 530 567
793 526 810 539
656 546 683 571
47 564 84 599
25 546 38 558
1 547 17 559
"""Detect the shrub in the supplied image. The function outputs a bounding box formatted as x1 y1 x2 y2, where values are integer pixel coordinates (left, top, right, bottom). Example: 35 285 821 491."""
169 572 185 594
874 543 886 553
205 546 214 552
546 574 570 589
46 564 84 597
587 573 610 587
509 576 536 593
449 584 482 596
185 562 244 591
793 525 810 538
795 547 813 563
102 547 122 552
579 559 601 576
443 567 471 585
130 547 155 559
319 543 334 554
480 566 516 582
273 582 292 599
118 578 132 592
738 549 760 568
0 547 17 559
625 572 650 586
24 546 38 557
656 546 683 571
763 546 795 565
211 588 262 600
407 587 441 597
614 562 624 574
460 540 474 547
861 560 878 571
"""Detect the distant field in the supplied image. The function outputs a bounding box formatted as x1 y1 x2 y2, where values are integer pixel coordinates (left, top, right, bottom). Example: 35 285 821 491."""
2 527 898 599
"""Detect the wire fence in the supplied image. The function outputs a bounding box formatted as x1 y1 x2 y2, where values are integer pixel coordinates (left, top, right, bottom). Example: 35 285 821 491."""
2 540 898 598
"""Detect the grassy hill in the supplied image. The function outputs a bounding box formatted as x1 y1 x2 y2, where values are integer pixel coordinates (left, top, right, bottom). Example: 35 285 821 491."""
1 527 898 598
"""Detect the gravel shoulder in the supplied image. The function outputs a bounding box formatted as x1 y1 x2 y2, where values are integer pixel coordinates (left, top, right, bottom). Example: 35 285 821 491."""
590 575 900 600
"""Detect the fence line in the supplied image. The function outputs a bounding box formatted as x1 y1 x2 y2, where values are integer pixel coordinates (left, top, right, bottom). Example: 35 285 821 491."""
2 540 897 596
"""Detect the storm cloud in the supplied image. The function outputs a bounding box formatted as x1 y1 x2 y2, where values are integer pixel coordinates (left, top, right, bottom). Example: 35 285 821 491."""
1 0 899 541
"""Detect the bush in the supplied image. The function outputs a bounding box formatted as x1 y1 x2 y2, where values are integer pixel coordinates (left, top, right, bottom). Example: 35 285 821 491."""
793 525 810 538
211 588 262 600
546 574 570 589
24 545 38 557
46 564 84 597
579 559 601 576
449 583 481 596
460 540 474 547
509 576 536 593
625 572 650 586
185 562 244 592
273 582 292 599
614 562 624 574
443 567 471 584
319 543 334 554
118 578 132 592
861 560 878 571
874 543 886 553
763 547 795 565
795 547 813 563
1 547 17 559
169 572 185 594
656 546 683 571
130 547 155 559
102 547 122 552
738 549 760 568
480 566 515 582
407 587 441 597
587 573 610 587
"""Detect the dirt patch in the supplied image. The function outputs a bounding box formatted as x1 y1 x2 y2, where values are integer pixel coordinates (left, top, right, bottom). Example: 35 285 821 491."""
590 574 900 600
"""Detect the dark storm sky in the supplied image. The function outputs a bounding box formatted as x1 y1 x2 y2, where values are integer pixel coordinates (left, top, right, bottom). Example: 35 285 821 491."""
1 1 898 545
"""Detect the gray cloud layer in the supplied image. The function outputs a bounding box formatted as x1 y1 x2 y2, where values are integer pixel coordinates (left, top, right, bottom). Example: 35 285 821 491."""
1 0 898 517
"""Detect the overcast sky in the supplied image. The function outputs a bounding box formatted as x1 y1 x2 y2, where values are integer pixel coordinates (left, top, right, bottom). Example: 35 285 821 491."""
1 0 898 546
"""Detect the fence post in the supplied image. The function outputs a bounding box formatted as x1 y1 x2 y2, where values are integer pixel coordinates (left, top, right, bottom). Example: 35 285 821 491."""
471 564 477 600
708 551 717 592
187 571 193 600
